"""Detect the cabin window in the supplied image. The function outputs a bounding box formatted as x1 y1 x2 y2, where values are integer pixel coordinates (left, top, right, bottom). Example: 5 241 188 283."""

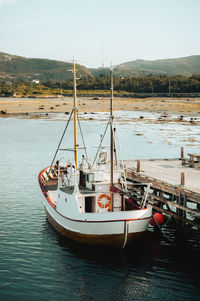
86 174 94 183
79 170 86 187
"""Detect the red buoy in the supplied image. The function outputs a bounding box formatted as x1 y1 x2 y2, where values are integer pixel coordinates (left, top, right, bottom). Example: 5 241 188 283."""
150 212 165 226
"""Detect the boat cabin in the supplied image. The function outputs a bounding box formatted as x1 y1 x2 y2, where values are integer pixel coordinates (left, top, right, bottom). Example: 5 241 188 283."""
42 155 123 214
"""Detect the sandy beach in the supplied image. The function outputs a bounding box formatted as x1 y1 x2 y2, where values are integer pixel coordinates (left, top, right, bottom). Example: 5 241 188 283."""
0 97 200 115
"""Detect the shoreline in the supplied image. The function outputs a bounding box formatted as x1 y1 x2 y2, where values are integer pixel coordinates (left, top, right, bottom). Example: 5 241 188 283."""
0 96 200 116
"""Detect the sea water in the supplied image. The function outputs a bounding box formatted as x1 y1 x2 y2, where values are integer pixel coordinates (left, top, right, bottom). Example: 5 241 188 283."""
0 112 200 301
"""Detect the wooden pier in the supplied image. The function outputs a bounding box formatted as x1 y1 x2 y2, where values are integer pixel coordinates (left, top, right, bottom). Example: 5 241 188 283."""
124 149 200 229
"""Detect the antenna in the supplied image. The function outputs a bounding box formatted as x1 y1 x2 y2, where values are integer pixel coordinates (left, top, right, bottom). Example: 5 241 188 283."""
102 41 104 68
121 41 124 65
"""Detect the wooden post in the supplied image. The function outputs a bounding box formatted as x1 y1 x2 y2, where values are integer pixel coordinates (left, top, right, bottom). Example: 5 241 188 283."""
73 61 78 170
137 160 141 173
177 192 186 228
183 194 187 219
158 190 163 209
181 172 185 186
181 147 185 165
110 66 114 212
122 195 125 211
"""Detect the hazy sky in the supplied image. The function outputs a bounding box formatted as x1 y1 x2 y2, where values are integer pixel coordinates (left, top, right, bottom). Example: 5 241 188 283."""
0 0 199 67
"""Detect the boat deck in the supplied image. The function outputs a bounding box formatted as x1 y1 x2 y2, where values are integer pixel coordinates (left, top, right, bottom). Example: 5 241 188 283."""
45 179 58 191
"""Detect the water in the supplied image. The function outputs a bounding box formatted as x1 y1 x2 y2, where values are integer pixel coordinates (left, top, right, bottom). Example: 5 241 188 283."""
0 113 200 300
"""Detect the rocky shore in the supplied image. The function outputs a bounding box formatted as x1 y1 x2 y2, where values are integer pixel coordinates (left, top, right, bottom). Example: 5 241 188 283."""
0 97 200 116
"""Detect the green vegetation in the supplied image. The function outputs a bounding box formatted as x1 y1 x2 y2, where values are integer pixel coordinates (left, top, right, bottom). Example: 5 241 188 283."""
0 51 200 97
0 74 200 97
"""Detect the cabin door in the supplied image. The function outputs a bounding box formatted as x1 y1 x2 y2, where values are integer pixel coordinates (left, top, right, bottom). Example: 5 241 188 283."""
85 196 96 213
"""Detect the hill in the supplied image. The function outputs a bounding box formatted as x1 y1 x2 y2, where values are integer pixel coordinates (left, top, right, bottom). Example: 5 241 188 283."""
0 52 200 82
90 55 200 77
0 52 92 81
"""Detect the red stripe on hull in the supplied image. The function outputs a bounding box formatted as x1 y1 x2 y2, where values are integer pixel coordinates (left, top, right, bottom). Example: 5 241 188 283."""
38 167 56 208
45 207 143 248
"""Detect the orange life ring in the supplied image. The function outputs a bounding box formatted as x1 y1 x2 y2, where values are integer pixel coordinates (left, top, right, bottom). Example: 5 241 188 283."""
97 194 111 209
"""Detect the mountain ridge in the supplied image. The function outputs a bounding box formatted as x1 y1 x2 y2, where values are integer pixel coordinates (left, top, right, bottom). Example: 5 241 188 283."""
0 52 92 81
0 52 200 81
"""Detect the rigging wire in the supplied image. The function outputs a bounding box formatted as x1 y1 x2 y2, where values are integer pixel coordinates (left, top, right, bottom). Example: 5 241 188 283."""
77 113 89 161
91 119 110 168
113 119 128 191
47 108 74 175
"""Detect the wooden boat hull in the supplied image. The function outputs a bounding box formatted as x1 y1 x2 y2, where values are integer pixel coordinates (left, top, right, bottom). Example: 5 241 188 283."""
45 207 145 248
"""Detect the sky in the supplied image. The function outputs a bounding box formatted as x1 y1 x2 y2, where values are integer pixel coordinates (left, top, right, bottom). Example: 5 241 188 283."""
0 0 199 68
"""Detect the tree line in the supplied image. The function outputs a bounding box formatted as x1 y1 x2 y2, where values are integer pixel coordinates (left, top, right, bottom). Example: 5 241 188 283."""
0 74 200 96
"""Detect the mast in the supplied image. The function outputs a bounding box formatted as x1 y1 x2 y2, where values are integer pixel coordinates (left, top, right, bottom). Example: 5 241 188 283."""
73 60 78 170
110 66 114 211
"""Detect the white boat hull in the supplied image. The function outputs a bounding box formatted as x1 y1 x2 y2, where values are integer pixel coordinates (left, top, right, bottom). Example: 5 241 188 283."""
42 190 151 248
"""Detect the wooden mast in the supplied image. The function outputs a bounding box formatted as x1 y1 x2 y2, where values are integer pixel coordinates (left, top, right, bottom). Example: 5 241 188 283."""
110 66 114 211
73 60 78 170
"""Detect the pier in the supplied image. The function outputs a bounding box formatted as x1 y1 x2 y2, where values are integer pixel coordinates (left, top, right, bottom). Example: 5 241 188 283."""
124 148 200 229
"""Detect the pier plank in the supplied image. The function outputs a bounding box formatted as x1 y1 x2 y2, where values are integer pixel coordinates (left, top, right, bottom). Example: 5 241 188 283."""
126 159 200 194
125 159 200 228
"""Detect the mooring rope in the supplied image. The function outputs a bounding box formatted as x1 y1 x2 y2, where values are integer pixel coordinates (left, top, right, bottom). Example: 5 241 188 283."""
152 215 172 243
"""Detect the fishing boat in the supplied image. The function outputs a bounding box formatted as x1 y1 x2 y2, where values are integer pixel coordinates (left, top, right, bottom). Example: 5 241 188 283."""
38 62 152 248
